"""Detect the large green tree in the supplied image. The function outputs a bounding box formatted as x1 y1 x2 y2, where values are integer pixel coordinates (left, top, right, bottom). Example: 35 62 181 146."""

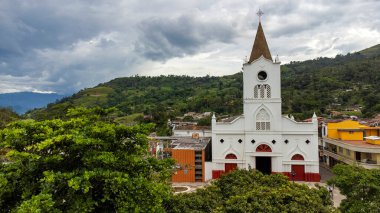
328 164 380 212
0 107 174 212
166 170 335 213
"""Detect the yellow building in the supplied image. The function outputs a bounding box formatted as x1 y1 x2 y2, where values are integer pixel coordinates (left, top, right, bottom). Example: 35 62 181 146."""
322 119 380 169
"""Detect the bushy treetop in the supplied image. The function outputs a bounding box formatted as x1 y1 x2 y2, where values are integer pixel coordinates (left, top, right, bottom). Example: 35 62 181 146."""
0 107 174 212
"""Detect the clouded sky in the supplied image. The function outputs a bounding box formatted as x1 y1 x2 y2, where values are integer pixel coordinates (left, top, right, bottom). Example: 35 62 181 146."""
1 0 379 94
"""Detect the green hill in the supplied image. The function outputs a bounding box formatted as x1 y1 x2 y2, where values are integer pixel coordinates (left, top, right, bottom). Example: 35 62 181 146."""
27 44 380 122
359 44 380 57
0 108 20 129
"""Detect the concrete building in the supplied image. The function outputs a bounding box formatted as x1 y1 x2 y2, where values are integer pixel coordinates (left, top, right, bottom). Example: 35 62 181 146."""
172 125 211 138
205 17 320 182
322 119 380 169
170 137 212 182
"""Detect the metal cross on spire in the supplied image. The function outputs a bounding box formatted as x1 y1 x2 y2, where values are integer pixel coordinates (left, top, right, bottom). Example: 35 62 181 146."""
257 9 264 22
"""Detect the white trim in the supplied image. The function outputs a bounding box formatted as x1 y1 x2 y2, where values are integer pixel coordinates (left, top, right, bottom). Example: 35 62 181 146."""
287 144 308 160
213 159 245 163
215 115 244 124
323 138 380 153
246 152 283 157
282 160 319 165
221 144 241 159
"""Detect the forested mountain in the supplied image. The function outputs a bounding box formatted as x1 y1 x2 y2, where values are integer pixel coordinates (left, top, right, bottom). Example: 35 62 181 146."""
27 44 380 122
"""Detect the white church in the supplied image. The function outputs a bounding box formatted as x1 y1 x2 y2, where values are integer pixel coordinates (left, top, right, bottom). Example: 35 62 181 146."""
205 15 320 182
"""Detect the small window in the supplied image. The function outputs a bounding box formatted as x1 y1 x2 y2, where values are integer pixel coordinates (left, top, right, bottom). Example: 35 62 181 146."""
346 149 351 156
254 85 259 98
266 85 271 98
254 84 271 99
260 85 265 98
339 147 343 153
349 131 354 134
257 71 267 81
366 153 372 159
256 109 270 131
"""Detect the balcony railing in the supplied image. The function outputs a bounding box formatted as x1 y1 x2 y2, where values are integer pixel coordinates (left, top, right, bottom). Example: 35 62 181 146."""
323 150 380 169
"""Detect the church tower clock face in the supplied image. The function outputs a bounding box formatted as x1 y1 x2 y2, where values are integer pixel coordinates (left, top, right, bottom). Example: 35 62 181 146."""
257 71 267 81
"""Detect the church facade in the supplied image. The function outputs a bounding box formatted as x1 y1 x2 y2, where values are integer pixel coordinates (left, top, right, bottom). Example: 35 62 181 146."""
205 19 320 182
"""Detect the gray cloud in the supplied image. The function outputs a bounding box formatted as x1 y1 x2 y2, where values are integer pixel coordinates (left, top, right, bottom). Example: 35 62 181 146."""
135 15 236 61
0 0 379 94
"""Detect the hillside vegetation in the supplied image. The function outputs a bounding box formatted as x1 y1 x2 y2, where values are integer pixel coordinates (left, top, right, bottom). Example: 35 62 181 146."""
0 108 20 129
27 44 380 122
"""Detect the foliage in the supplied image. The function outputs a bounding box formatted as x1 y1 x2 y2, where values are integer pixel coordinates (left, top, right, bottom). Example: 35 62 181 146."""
328 164 380 212
27 44 380 122
197 115 211 126
166 170 335 213
0 107 174 212
0 107 20 129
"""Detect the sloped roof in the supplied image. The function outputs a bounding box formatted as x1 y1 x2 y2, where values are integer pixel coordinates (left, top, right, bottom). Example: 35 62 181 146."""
249 22 272 62
174 125 211 130
171 137 211 150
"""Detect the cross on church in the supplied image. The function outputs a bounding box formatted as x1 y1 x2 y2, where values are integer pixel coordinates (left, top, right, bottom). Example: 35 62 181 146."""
257 9 264 21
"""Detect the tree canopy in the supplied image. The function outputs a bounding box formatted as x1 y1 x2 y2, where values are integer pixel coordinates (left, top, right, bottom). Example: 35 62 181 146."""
0 107 174 212
328 164 380 213
166 169 335 213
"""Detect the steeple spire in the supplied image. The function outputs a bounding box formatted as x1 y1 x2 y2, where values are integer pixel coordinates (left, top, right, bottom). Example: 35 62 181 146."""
248 10 272 62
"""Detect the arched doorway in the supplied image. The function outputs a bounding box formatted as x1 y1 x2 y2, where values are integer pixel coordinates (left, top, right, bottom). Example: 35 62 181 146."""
255 144 272 174
225 153 237 173
291 154 305 181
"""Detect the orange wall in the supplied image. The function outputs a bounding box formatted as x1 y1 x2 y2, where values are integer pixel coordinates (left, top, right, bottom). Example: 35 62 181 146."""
172 149 195 182
327 120 364 140
366 138 380 145
340 131 363 141
364 129 380 137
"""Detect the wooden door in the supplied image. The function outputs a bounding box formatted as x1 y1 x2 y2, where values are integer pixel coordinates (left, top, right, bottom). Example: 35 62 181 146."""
291 165 305 181
225 163 237 173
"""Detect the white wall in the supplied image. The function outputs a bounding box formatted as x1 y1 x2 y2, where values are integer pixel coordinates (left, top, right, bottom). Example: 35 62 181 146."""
172 129 211 137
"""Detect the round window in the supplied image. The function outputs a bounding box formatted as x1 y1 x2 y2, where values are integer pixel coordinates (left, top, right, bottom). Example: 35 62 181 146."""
257 71 267 81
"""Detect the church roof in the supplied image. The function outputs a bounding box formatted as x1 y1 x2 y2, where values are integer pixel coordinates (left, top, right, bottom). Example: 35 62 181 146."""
248 21 272 62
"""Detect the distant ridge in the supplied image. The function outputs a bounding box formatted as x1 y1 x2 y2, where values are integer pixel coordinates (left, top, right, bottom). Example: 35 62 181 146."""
0 92 66 114
359 44 380 57
26 43 380 120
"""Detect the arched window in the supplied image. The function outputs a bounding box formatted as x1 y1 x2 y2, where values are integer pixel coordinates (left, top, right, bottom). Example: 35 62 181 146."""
225 153 237 159
265 84 271 98
256 108 270 130
260 84 265 98
254 85 259 98
291 154 304 160
256 144 272 152
253 84 271 99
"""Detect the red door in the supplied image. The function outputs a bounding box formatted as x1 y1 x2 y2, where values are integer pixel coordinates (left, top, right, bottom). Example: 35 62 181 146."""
225 163 237 173
291 165 305 181
225 153 237 173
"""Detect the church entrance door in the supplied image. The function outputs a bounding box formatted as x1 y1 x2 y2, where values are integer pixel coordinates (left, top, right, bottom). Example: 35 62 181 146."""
225 153 238 173
291 165 305 181
256 157 271 174
225 163 237 173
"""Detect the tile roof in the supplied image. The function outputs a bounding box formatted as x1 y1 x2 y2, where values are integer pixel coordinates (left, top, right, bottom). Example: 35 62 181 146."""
249 22 272 62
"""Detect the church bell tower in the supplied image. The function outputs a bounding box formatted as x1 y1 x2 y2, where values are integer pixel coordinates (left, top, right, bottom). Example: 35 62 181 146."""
242 10 282 132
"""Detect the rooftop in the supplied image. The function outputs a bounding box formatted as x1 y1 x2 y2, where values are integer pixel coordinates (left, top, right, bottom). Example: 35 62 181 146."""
171 137 211 150
174 125 211 131
249 21 272 62
220 115 240 123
